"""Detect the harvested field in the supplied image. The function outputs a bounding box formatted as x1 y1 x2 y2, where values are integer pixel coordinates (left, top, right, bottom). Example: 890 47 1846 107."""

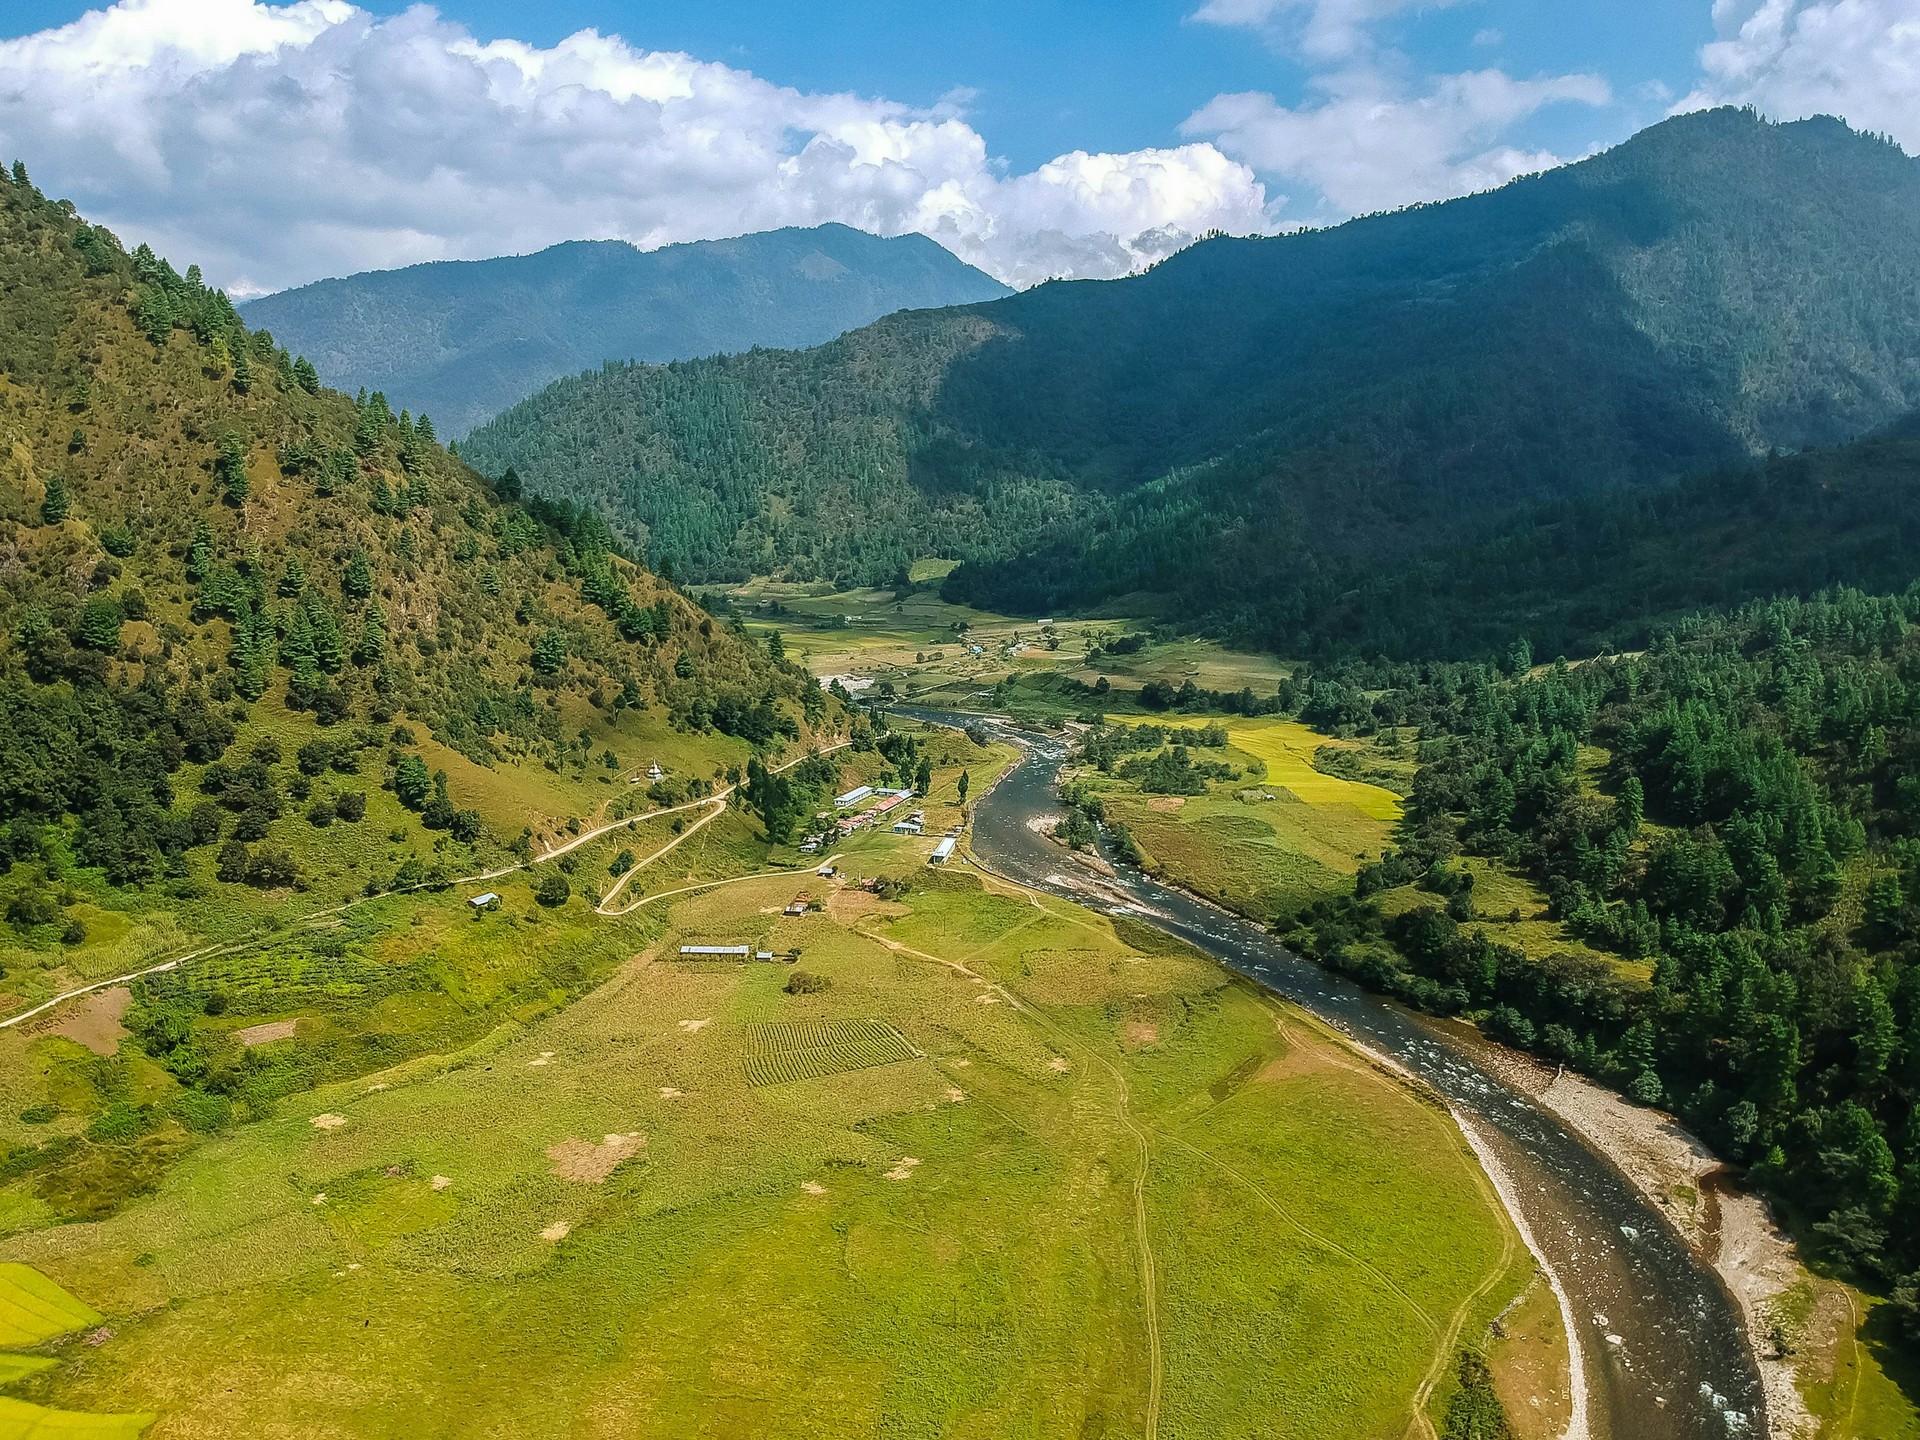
547 1133 646 1184
742 1018 919 1087
50 987 132 1056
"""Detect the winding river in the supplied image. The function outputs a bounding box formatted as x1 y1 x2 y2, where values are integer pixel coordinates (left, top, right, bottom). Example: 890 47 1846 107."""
924 716 1765 1440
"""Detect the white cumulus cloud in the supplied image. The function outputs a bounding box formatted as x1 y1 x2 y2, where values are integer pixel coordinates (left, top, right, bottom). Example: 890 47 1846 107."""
0 0 1277 294
1186 0 1611 222
1677 0 1920 149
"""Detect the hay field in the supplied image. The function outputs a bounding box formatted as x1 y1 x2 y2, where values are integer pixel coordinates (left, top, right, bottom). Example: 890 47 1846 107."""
0 835 1534 1439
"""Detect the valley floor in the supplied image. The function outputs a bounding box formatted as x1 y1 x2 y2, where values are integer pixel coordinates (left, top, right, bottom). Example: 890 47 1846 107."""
0 753 1541 1438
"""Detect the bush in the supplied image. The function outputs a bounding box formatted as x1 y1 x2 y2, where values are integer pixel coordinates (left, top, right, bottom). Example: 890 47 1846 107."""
535 874 571 907
18 1104 56 1125
784 970 829 995
334 791 367 822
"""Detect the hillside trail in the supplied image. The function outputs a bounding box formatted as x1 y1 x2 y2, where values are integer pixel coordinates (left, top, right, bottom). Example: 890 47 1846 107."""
0 740 848 1032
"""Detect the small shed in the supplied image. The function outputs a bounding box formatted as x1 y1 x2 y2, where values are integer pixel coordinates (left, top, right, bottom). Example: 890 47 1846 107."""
929 837 957 865
835 785 875 809
468 892 500 909
680 945 751 958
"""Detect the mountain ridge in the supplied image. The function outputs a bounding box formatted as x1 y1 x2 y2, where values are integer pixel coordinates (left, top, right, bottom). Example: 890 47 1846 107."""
239 224 1011 437
462 108 1920 652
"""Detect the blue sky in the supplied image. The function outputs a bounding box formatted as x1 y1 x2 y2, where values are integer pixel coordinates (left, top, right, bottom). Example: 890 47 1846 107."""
0 2 1908 294
2 0 1713 170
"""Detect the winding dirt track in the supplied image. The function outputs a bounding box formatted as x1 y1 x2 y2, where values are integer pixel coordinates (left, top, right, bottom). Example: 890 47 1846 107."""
0 741 847 1032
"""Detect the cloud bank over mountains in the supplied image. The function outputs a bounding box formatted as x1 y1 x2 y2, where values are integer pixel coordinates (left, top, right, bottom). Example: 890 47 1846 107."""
0 0 1913 297
0 0 1273 294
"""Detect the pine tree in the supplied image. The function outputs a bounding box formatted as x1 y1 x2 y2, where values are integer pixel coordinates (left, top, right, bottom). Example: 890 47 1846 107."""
342 549 373 599
532 629 568 674
39 474 68 524
306 594 345 673
215 433 250 504
279 603 317 672
354 600 387 666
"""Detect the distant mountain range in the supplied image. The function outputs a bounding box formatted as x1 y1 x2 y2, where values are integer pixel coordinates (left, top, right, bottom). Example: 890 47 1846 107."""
239 225 1010 436
461 109 1920 658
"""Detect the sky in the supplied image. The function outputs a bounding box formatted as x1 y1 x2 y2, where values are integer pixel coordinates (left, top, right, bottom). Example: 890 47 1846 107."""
0 0 1913 296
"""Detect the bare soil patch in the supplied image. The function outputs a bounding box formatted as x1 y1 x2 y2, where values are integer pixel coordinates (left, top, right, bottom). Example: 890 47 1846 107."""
1147 797 1186 813
540 1220 572 1241
233 1019 297 1048
309 1114 347 1131
547 1131 646 1184
1119 1019 1159 1049
52 986 132 1055
883 1157 921 1181
825 888 907 924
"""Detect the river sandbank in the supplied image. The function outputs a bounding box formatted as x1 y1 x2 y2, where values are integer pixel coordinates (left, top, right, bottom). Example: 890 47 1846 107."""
1474 1045 1840 1440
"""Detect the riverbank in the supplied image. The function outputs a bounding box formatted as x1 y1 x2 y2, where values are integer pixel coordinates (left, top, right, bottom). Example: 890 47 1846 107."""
1470 1040 1845 1440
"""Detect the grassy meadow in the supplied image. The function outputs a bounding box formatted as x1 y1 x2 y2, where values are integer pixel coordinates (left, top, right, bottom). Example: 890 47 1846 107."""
0 818 1536 1439
1074 718 1408 923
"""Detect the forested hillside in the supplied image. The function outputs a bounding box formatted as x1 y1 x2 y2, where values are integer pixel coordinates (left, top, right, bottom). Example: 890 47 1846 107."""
1278 587 1920 1338
1291 419 1920 657
466 109 1920 650
0 161 834 952
241 225 1009 438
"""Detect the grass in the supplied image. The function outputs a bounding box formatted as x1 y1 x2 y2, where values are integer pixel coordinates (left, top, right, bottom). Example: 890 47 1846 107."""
1062 717 1406 923
0 825 1536 1438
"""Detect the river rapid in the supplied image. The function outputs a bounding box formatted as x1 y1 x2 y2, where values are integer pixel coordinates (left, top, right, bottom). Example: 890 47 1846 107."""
924 716 1765 1440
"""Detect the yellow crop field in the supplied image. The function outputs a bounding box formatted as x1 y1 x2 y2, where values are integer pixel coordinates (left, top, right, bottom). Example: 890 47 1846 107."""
1131 716 1403 822
0 1266 98 1349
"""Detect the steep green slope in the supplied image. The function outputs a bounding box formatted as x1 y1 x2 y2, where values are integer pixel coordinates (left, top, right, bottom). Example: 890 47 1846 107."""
464 110 1920 640
1243 417 1920 658
0 159 837 990
239 225 1010 437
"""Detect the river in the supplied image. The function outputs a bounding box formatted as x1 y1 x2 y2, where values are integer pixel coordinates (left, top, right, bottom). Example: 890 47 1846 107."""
925 716 1765 1440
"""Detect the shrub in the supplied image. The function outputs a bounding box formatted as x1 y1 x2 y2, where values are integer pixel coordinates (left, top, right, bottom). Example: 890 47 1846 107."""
535 874 570 907
785 970 829 995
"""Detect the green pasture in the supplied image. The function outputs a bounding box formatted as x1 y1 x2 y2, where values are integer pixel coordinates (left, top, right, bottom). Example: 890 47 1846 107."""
0 831 1532 1438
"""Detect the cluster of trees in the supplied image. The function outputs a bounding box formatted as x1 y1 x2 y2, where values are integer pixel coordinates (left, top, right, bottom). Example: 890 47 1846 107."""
1281 587 1920 1335
741 752 841 844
